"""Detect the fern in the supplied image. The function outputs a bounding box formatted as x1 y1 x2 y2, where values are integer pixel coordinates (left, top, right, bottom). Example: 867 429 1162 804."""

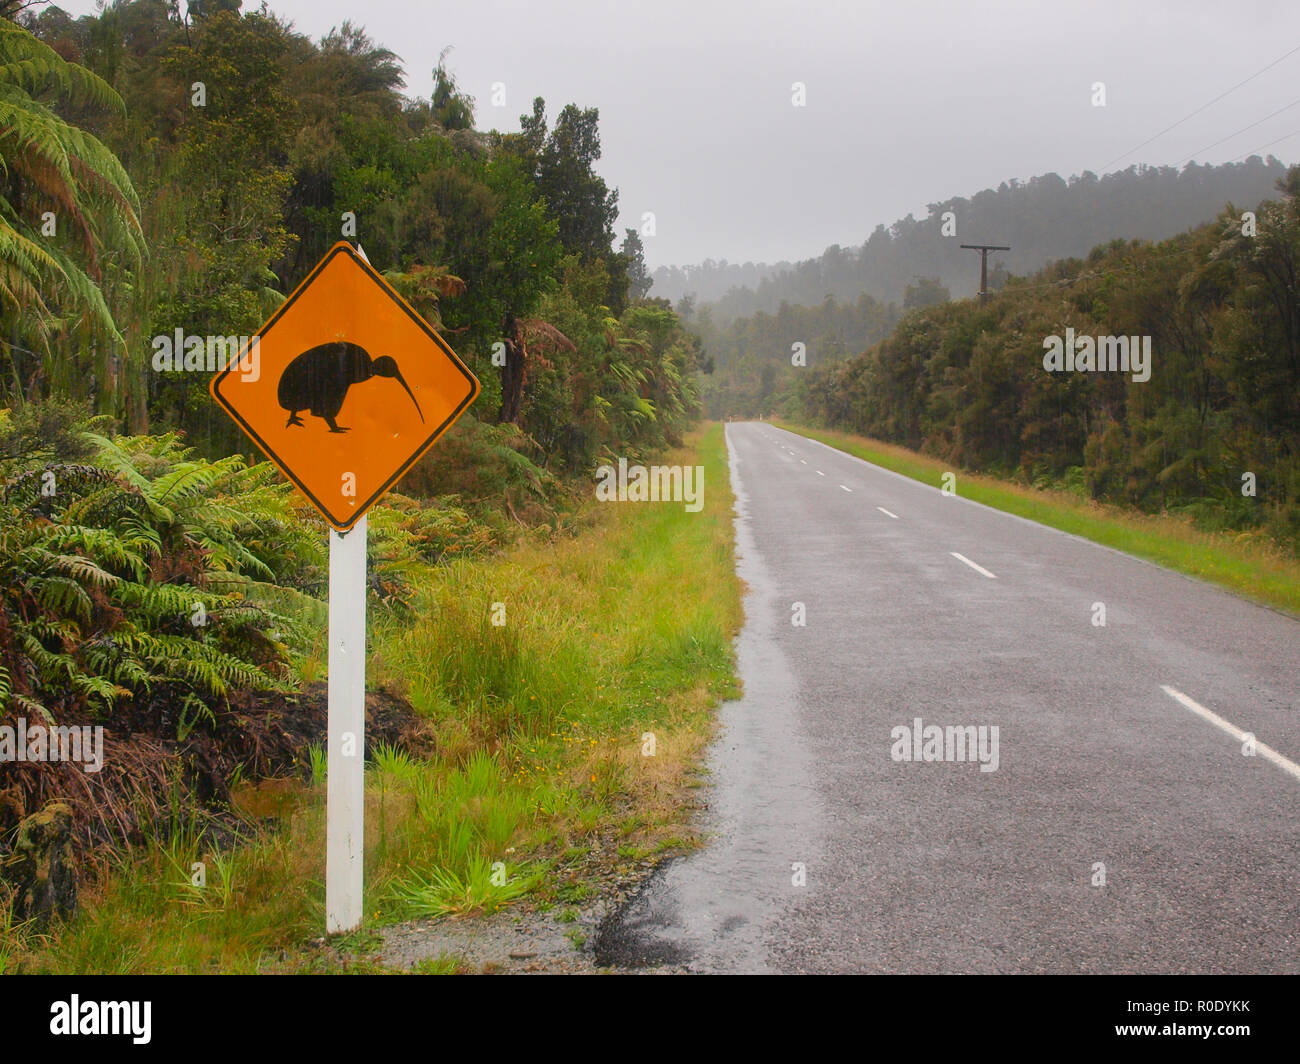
0 23 143 345
0 422 322 741
35 575 93 623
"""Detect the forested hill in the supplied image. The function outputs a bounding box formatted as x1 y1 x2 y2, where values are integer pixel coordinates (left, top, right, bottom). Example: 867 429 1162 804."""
777 168 1300 553
654 158 1290 319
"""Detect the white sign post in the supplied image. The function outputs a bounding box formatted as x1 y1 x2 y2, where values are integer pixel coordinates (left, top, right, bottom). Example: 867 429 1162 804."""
325 512 366 933
325 241 375 935
211 240 478 935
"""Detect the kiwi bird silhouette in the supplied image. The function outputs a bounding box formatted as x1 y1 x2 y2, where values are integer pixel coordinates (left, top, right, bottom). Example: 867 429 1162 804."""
277 341 423 434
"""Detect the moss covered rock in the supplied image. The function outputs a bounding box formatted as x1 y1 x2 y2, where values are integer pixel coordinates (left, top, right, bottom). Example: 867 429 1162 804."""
2 801 77 927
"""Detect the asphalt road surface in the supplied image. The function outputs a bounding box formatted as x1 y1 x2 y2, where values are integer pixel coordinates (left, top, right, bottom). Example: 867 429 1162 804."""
595 421 1300 973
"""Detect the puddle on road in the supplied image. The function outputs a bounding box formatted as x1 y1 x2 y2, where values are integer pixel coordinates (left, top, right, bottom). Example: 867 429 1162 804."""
594 427 823 973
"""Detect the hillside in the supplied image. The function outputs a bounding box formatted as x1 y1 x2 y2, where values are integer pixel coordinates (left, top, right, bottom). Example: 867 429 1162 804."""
655 158 1290 319
769 168 1300 553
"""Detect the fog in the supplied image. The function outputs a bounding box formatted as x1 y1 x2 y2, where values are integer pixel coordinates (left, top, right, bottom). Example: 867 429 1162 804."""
48 0 1300 269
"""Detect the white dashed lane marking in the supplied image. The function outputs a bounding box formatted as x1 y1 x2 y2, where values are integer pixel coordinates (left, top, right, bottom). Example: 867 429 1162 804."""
950 552 997 579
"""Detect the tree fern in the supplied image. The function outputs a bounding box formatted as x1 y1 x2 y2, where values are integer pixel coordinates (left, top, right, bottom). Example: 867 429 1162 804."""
0 20 143 350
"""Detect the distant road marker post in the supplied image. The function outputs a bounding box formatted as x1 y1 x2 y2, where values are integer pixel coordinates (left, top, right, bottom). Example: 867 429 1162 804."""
211 241 480 933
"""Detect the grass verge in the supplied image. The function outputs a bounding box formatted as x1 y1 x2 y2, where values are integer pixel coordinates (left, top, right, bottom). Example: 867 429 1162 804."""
5 423 741 973
776 420 1300 617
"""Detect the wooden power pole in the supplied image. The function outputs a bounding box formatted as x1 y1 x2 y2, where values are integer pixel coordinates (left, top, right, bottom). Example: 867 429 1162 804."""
960 243 1011 303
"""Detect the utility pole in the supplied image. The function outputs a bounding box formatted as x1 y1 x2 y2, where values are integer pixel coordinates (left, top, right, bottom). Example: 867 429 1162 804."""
960 243 1011 303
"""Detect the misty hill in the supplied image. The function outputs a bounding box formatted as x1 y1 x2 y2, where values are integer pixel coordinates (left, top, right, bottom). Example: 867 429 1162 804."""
772 166 1300 553
654 158 1290 319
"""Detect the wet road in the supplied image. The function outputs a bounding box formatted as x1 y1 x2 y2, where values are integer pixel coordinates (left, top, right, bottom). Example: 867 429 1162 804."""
596 421 1300 973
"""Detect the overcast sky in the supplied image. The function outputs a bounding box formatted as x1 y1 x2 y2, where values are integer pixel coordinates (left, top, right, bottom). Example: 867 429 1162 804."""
50 0 1300 268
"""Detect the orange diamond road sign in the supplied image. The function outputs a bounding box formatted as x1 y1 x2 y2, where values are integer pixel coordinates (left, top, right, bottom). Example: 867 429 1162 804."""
211 242 479 531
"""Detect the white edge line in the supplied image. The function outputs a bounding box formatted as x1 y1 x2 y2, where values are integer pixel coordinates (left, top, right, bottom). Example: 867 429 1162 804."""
765 426 1295 617
876 506 899 519
950 551 997 579
1161 685 1300 782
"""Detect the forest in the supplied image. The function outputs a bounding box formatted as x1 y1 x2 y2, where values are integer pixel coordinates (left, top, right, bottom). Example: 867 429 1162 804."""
772 171 1300 553
0 1 701 873
657 158 1290 316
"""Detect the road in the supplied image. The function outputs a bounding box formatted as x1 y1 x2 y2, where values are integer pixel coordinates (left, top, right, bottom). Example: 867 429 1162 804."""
595 421 1300 973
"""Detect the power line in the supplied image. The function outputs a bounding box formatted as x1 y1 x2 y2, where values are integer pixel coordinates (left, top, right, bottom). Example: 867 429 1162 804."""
1177 96 1300 165
1230 126 1300 163
1099 42 1300 172
1002 261 1138 295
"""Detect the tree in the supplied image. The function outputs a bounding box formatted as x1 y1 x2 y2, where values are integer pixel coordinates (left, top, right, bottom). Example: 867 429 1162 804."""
903 276 949 310
150 9 297 446
1213 167 1300 441
0 17 144 401
513 97 618 262
187 0 243 18
2 1 52 20
429 47 473 131
621 227 651 300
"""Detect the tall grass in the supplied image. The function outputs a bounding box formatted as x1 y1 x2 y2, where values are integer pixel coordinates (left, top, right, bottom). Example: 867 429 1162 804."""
369 423 740 920
7 424 741 972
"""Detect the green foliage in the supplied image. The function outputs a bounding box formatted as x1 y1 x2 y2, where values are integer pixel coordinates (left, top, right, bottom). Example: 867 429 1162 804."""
0 16 144 401
429 47 473 132
510 97 619 266
1 7 705 750
387 856 539 919
366 491 499 608
786 168 1300 553
692 291 900 419
14 7 698 483
621 227 651 301
145 10 297 448
0 409 317 732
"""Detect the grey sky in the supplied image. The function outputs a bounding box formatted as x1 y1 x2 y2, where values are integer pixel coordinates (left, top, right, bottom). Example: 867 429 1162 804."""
52 0 1300 269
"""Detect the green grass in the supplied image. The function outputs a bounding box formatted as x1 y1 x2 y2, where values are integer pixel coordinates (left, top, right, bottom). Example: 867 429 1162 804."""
777 420 1300 616
386 857 542 920
6 424 742 973
412 952 465 975
367 422 741 923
